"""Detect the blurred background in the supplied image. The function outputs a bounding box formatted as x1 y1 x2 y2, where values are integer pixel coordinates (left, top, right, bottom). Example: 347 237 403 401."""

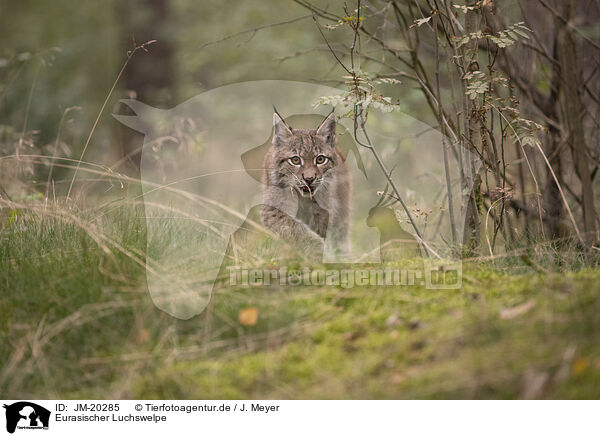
1 0 352 182
2 0 600 400
1 0 453 193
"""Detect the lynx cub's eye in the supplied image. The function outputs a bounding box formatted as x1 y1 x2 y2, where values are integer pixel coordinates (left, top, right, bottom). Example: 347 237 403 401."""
315 155 329 165
288 156 302 166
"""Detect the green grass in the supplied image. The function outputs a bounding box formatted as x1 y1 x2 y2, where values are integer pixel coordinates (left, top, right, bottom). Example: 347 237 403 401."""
1 198 600 399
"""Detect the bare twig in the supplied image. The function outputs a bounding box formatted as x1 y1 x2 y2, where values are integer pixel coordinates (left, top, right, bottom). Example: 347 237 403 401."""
199 15 312 50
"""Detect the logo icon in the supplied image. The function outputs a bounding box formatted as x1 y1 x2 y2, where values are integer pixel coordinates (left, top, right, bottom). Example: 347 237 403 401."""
3 402 50 434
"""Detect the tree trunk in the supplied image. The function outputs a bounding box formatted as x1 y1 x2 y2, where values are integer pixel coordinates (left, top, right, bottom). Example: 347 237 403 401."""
462 1 482 255
556 0 597 243
116 0 176 171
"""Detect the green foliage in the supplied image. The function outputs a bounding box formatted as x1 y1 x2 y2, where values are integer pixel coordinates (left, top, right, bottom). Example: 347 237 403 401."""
453 22 531 49
314 72 401 118
455 20 543 147
488 22 531 48
1 202 599 399
464 70 489 100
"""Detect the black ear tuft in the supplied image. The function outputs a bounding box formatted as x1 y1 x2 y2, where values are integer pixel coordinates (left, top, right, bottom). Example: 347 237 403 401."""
316 111 336 144
272 112 293 145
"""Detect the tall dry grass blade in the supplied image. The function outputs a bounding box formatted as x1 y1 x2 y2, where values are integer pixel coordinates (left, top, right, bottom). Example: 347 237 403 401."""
534 140 585 246
45 106 81 205
17 61 41 156
66 40 156 200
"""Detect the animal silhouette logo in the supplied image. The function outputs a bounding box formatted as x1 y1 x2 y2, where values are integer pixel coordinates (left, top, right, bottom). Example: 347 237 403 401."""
113 80 472 318
3 402 50 434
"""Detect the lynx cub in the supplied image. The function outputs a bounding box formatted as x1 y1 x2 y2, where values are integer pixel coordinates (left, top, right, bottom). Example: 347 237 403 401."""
261 111 351 259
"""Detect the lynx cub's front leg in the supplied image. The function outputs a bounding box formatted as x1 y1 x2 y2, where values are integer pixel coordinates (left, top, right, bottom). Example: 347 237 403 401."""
260 204 324 255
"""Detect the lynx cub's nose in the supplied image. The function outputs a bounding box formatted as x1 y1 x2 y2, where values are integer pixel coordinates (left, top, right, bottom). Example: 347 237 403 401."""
303 174 316 185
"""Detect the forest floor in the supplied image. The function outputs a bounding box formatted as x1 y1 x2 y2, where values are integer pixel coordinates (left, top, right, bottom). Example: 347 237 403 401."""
1 199 599 399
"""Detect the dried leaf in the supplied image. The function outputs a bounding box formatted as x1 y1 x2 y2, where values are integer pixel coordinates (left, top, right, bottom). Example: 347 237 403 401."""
136 328 150 344
499 299 535 319
410 16 431 28
239 307 258 326
572 357 589 375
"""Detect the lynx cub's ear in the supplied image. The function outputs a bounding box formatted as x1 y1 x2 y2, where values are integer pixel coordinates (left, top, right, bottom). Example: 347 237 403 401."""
273 112 293 146
316 111 336 144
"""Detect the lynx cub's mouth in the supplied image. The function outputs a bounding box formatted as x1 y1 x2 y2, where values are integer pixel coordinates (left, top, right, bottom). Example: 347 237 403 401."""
297 184 318 197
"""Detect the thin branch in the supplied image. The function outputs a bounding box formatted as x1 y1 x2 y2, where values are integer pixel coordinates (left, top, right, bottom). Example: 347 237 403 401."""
199 15 313 50
312 15 353 75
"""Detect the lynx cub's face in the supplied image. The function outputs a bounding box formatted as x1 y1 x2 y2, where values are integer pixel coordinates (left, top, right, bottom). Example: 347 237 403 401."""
269 112 339 198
